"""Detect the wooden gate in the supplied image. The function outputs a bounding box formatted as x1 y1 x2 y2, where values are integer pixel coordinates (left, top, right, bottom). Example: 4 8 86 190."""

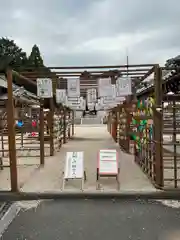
162 94 180 189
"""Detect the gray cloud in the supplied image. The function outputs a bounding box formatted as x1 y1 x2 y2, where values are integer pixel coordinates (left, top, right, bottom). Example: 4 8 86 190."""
0 0 180 66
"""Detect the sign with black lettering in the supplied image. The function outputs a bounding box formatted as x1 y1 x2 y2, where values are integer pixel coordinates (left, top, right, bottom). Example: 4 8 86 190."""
98 149 118 175
64 152 84 179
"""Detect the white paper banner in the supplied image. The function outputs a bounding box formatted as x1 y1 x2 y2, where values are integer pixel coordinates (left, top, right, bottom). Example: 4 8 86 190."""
116 77 132 96
86 88 97 103
80 97 86 110
56 89 66 104
112 84 116 100
67 78 80 97
37 78 53 98
67 97 81 109
98 78 111 97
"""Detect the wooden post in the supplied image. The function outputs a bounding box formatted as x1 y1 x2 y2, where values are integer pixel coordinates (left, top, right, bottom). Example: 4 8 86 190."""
39 100 44 165
63 108 67 143
68 111 71 139
153 65 163 187
49 98 54 156
72 110 74 136
6 69 18 192
116 105 120 145
125 105 131 153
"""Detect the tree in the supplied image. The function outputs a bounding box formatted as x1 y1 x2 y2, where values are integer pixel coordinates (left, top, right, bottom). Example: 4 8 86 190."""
27 44 44 69
0 37 28 70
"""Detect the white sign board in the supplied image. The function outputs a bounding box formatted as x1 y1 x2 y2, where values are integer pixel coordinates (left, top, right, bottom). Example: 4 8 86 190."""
56 89 66 104
64 152 84 179
116 77 132 96
98 149 118 175
37 78 53 98
67 78 80 97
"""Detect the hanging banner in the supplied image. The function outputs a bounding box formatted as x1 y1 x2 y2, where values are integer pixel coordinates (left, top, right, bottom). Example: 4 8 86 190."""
56 89 66 104
86 88 97 103
116 77 132 96
112 84 116 100
95 99 102 111
80 97 86 110
37 78 53 98
102 85 113 104
88 102 95 111
67 78 80 97
98 78 111 97
67 97 81 109
115 84 125 103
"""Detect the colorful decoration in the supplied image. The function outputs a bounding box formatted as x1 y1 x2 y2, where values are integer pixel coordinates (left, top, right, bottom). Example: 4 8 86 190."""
32 120 37 127
130 97 154 151
31 120 37 137
16 120 24 127
31 132 36 137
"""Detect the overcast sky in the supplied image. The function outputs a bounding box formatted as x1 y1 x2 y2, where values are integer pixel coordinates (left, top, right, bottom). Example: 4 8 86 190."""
1 0 180 67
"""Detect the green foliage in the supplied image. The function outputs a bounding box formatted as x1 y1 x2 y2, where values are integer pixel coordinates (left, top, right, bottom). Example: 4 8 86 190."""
0 37 28 70
27 44 44 69
0 38 46 72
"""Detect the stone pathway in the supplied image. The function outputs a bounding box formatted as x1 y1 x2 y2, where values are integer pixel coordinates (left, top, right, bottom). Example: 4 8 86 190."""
21 125 155 192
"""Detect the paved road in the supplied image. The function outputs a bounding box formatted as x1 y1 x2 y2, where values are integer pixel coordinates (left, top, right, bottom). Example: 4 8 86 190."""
2 200 180 239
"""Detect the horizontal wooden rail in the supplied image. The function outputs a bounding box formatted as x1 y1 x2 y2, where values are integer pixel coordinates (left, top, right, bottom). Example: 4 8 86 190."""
0 191 180 201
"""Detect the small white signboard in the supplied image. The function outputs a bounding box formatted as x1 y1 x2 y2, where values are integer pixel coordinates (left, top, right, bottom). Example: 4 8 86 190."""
37 78 53 98
63 151 85 190
97 149 120 190
98 149 118 175
64 151 84 179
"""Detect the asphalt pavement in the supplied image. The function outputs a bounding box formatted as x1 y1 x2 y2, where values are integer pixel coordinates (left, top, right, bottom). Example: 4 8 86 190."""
1 199 180 240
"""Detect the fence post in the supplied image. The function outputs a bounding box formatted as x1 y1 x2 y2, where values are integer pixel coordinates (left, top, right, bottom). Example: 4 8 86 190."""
49 98 54 156
63 107 67 143
68 110 71 139
72 110 74 136
153 65 163 187
6 69 18 192
125 103 131 153
39 99 45 165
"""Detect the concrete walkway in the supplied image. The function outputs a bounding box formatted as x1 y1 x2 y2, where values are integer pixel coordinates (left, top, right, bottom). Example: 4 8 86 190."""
21 125 155 192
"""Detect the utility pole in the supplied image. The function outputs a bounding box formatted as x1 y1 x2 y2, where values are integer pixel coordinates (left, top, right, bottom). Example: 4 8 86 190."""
126 48 129 77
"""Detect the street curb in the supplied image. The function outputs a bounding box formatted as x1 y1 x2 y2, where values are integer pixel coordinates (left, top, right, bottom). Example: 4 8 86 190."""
0 203 20 237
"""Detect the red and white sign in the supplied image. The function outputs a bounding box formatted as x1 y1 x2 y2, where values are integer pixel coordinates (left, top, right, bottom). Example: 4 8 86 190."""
98 149 118 175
